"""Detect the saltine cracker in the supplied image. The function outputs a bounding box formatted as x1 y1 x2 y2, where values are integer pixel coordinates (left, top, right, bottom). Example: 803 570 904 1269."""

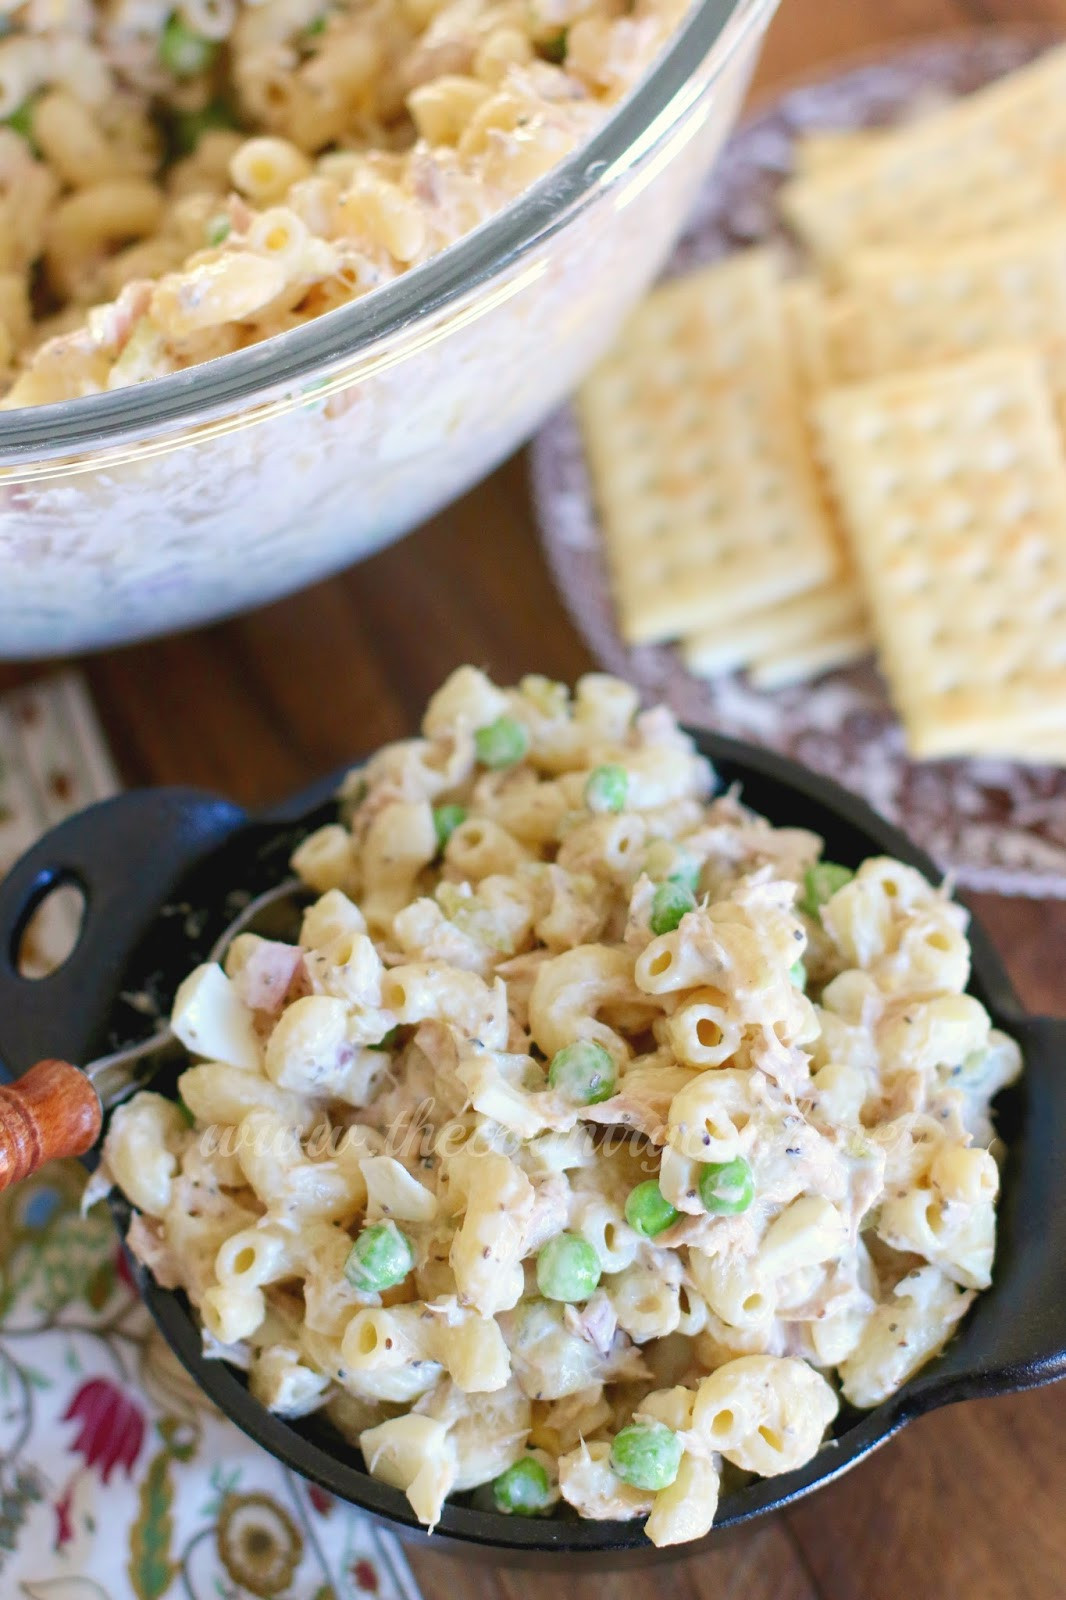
816 350 1066 758
748 622 874 690
683 580 869 678
839 227 1066 425
578 250 838 644
779 87 1062 271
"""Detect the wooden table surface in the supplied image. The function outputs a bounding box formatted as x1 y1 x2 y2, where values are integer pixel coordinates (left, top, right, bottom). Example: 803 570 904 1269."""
5 0 1066 1592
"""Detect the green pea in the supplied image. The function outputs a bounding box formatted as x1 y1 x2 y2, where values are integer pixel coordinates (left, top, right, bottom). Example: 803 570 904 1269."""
536 1232 601 1302
474 715 529 769
176 1096 196 1128
432 803 467 850
304 11 328 34
610 1422 682 1491
645 839 702 893
698 1156 755 1216
584 763 628 814
492 1455 552 1514
624 1180 679 1238
160 13 219 77
343 1221 414 1293
539 28 568 62
368 1026 398 1052
204 213 231 246
4 98 36 149
789 959 807 989
798 861 854 918
668 858 701 895
547 1040 615 1105
650 880 696 936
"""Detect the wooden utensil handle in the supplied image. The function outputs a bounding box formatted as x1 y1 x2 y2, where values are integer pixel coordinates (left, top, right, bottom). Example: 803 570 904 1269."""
0 1059 102 1190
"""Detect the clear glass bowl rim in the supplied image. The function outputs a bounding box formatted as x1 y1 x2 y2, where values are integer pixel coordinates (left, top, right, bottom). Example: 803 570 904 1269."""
0 0 772 463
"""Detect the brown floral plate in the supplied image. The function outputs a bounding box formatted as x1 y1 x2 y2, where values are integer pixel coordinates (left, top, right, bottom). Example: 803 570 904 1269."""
531 28 1066 900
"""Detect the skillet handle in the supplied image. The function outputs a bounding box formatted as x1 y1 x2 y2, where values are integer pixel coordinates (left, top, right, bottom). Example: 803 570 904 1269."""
0 1059 102 1189
903 1013 1066 1412
0 787 247 1082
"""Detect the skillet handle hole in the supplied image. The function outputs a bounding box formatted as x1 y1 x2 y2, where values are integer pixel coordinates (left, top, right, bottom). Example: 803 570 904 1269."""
15 879 87 980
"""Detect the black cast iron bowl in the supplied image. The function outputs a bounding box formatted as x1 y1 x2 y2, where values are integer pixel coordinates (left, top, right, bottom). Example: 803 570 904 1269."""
0 729 1063 1568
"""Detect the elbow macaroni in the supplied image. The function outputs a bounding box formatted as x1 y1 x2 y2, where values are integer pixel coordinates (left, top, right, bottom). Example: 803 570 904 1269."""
108 668 1021 1547
0 0 693 406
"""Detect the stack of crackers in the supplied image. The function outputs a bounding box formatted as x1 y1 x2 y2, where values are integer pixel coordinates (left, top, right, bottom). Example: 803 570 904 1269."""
578 43 1066 763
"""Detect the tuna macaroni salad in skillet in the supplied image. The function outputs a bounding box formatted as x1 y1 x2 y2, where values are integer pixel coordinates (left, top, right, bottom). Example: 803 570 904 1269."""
0 0 690 406
97 669 1021 1546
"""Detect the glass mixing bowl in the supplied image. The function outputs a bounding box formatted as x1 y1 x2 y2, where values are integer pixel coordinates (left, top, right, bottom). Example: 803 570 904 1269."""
0 0 777 658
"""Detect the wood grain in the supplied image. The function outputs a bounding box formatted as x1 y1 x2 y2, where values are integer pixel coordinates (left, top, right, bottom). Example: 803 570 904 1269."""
2 1 1066 1593
0 1058 102 1189
404 1521 821 1599
786 1388 1066 1600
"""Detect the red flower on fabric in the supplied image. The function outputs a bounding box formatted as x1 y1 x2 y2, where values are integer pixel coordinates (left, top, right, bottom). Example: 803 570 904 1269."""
307 1484 333 1517
61 1378 146 1484
53 1486 75 1551
351 1559 379 1592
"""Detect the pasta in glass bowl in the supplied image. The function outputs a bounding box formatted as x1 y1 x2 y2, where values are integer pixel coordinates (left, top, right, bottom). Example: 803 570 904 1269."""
49 667 1041 1553
0 0 776 657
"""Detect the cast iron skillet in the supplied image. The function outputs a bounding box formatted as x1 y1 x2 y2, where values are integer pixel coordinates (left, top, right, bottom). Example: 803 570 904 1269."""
0 731 1063 1567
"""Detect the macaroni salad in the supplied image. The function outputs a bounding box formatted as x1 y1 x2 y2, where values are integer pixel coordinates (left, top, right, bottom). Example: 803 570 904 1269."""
101 668 1021 1545
0 0 689 407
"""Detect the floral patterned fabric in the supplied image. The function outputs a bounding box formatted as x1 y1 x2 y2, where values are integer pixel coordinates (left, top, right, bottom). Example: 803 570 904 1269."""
0 676 422 1600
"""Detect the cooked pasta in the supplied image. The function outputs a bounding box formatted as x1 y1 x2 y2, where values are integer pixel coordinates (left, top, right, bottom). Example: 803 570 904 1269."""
103 667 1022 1546
0 0 691 404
